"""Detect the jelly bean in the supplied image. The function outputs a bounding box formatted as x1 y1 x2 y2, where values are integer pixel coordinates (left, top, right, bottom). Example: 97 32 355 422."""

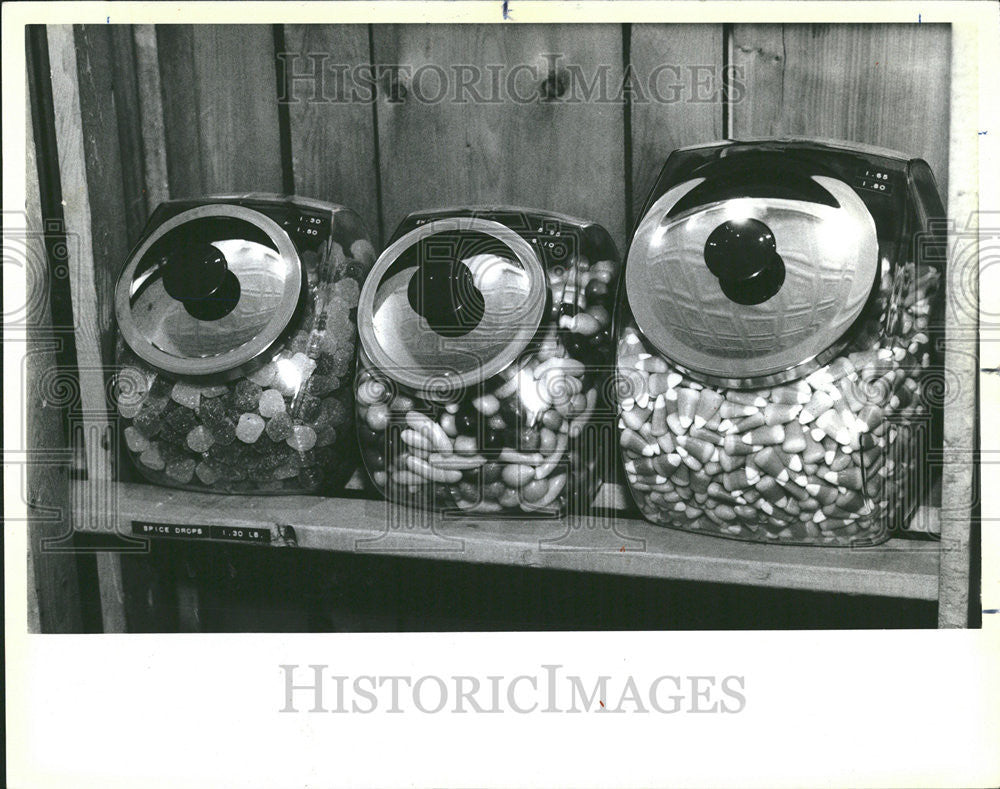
406 411 452 454
501 463 535 488
472 394 501 416
366 403 390 432
401 428 433 453
405 454 461 483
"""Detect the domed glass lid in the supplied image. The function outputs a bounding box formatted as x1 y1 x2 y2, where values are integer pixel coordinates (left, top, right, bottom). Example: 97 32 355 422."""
115 204 302 377
626 169 879 386
357 217 546 395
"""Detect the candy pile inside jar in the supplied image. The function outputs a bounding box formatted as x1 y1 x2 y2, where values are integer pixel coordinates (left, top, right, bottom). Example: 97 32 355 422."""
616 260 940 545
115 237 376 493
357 257 619 513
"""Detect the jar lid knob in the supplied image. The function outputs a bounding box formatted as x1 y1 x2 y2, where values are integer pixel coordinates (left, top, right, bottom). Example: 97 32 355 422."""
703 218 785 305
161 241 241 321
406 258 486 337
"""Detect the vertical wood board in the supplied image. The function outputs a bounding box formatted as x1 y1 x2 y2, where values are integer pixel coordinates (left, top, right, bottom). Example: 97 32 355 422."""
629 24 725 229
133 24 171 211
730 24 951 199
282 24 381 244
48 24 127 632
937 22 978 627
156 24 284 196
373 25 627 249
26 88 83 634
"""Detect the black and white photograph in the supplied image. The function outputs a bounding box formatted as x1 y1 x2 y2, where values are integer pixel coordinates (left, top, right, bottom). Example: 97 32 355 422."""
6 1 998 787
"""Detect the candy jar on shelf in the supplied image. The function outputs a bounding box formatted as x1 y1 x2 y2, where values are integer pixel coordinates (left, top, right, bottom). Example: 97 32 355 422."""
355 207 621 514
616 140 945 545
113 194 375 494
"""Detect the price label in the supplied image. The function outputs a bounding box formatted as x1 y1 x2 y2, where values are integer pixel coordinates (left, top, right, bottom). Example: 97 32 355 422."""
210 525 272 544
132 521 208 539
855 167 895 195
131 521 271 544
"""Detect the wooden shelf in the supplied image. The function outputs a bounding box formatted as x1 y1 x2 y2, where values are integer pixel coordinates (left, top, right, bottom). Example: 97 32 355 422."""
86 482 941 601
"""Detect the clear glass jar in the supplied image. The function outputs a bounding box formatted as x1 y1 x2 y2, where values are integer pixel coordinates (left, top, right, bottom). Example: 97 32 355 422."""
355 208 620 514
113 194 375 494
615 141 945 545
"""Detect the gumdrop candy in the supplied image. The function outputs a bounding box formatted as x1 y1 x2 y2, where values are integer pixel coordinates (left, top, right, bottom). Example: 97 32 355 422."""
218 462 246 483
123 426 149 453
138 444 165 470
297 466 322 489
195 460 222 486
350 239 376 269
315 425 338 447
340 259 367 284
258 388 287 418
287 425 317 452
306 373 340 397
133 409 164 438
165 457 196 483
265 411 293 442
236 413 266 443
170 381 202 410
288 330 310 354
148 376 173 400
333 277 360 307
296 394 322 422
209 441 242 464
211 420 236 446
321 397 350 426
232 379 263 412
186 424 214 453
165 404 197 433
199 384 228 398
248 361 277 388
314 353 337 376
198 397 227 427
329 344 354 376
273 462 299 480
290 352 317 380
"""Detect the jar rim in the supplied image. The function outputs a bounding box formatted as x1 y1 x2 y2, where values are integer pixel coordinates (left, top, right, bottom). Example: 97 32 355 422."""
115 204 302 378
357 217 546 395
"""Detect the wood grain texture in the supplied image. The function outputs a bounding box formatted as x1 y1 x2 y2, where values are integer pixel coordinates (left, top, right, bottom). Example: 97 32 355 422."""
937 23 978 628
373 24 627 249
48 25 127 633
26 91 83 634
96 483 941 600
629 25 724 226
132 25 171 215
282 25 381 244
107 25 150 241
730 24 951 200
156 24 283 196
71 25 132 367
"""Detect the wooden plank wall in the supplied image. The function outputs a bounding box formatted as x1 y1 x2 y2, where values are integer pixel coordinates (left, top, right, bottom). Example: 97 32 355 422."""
50 22 952 251
30 22 959 631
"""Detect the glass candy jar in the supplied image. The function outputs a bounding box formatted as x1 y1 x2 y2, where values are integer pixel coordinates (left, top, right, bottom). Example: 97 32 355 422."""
355 207 621 514
616 141 945 545
113 194 375 493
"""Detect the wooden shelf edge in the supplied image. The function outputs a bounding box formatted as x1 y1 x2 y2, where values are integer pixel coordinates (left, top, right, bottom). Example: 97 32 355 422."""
74 482 941 601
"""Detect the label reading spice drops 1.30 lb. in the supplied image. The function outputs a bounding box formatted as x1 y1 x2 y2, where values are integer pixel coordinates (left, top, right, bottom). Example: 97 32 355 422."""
131 521 271 544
